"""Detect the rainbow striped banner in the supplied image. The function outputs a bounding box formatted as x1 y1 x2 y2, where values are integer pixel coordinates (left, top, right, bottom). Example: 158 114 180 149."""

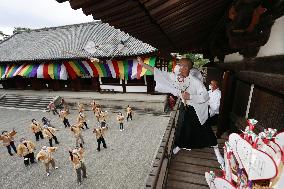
47 62 65 80
3 63 67 80
32 62 67 80
64 57 156 80
0 65 7 79
5 64 19 78
1 57 156 80
19 64 34 78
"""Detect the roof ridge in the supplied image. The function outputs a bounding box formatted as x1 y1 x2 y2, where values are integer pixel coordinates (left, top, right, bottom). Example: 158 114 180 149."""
16 21 102 34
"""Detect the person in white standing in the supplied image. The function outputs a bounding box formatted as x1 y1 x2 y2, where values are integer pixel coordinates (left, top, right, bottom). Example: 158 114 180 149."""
208 80 221 126
208 80 224 169
137 57 224 169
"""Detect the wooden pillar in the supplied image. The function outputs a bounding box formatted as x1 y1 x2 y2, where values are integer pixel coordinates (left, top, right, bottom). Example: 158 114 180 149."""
52 80 60 91
91 77 100 92
15 76 25 89
122 79 126 93
217 71 236 137
2 80 10 89
146 75 155 94
70 78 81 91
31 78 42 90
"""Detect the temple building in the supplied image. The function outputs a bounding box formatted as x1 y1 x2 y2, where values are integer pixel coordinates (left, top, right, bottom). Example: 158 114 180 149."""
0 21 168 93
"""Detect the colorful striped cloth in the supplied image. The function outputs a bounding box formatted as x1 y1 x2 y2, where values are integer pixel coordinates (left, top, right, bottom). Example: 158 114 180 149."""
36 62 67 80
5 64 19 78
1 57 156 80
3 63 67 80
0 65 7 79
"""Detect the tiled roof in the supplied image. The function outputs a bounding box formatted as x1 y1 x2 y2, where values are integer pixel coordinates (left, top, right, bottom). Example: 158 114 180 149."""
0 21 156 62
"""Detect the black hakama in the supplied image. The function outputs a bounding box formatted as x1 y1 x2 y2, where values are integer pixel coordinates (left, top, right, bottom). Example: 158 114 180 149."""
175 104 217 149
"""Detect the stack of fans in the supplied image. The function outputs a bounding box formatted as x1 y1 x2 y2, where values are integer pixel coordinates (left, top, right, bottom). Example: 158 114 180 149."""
205 119 284 189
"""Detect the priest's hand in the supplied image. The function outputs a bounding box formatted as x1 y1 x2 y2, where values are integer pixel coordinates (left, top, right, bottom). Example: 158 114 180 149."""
182 92 190 100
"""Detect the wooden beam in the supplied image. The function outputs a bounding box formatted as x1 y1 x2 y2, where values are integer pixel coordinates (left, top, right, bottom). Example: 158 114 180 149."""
115 15 152 28
165 16 219 36
151 0 199 20
83 0 127 15
125 26 160 36
217 55 284 75
104 11 147 26
92 1 139 19
101 7 145 23
118 20 153 32
157 0 225 25
160 3 225 31
237 71 284 95
148 0 187 16
143 0 168 10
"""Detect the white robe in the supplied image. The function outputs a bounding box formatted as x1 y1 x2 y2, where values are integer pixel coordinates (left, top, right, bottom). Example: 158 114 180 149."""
154 68 209 125
208 88 221 117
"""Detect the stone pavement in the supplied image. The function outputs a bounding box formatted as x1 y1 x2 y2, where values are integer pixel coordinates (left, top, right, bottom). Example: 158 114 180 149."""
0 106 170 189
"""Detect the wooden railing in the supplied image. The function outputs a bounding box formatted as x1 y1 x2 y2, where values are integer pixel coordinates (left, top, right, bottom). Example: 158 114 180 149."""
145 99 181 189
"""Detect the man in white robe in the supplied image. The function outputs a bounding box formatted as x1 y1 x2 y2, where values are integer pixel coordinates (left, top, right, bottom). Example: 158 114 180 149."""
137 57 224 168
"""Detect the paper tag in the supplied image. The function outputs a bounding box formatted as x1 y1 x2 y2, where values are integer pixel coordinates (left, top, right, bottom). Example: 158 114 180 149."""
236 137 277 180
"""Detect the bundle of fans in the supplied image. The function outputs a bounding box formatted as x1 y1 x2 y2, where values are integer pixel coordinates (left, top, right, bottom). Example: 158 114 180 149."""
205 119 284 189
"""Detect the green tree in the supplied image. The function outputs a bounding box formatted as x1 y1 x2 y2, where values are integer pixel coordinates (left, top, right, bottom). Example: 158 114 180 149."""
181 53 209 68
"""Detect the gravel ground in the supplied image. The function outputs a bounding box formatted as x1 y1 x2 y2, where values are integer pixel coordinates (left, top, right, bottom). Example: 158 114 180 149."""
0 108 170 189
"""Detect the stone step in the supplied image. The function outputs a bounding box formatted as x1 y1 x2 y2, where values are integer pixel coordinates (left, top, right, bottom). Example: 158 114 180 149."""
0 94 54 110
4 96 53 100
0 100 48 104
0 104 47 109
2 97 51 101
0 104 36 108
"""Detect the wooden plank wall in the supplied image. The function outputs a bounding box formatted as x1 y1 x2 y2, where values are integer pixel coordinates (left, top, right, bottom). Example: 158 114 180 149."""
217 55 284 134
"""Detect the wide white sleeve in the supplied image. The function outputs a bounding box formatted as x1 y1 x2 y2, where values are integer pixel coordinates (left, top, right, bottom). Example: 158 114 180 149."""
154 68 180 96
189 81 209 104
190 68 204 82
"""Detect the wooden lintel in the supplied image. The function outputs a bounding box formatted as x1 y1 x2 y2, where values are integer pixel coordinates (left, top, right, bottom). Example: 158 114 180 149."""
237 71 284 95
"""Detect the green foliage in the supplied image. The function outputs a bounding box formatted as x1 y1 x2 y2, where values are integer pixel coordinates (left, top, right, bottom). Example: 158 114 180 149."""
183 53 209 68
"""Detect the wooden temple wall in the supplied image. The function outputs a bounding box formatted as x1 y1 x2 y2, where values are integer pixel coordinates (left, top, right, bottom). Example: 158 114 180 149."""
1 75 157 93
215 55 284 135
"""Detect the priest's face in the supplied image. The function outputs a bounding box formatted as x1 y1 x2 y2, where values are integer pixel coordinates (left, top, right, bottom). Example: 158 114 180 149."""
179 59 190 77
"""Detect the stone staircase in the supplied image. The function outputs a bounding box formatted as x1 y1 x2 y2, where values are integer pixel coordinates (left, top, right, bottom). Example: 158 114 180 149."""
0 94 54 110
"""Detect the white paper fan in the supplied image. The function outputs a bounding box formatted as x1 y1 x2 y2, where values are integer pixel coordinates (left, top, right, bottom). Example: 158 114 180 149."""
84 41 105 54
